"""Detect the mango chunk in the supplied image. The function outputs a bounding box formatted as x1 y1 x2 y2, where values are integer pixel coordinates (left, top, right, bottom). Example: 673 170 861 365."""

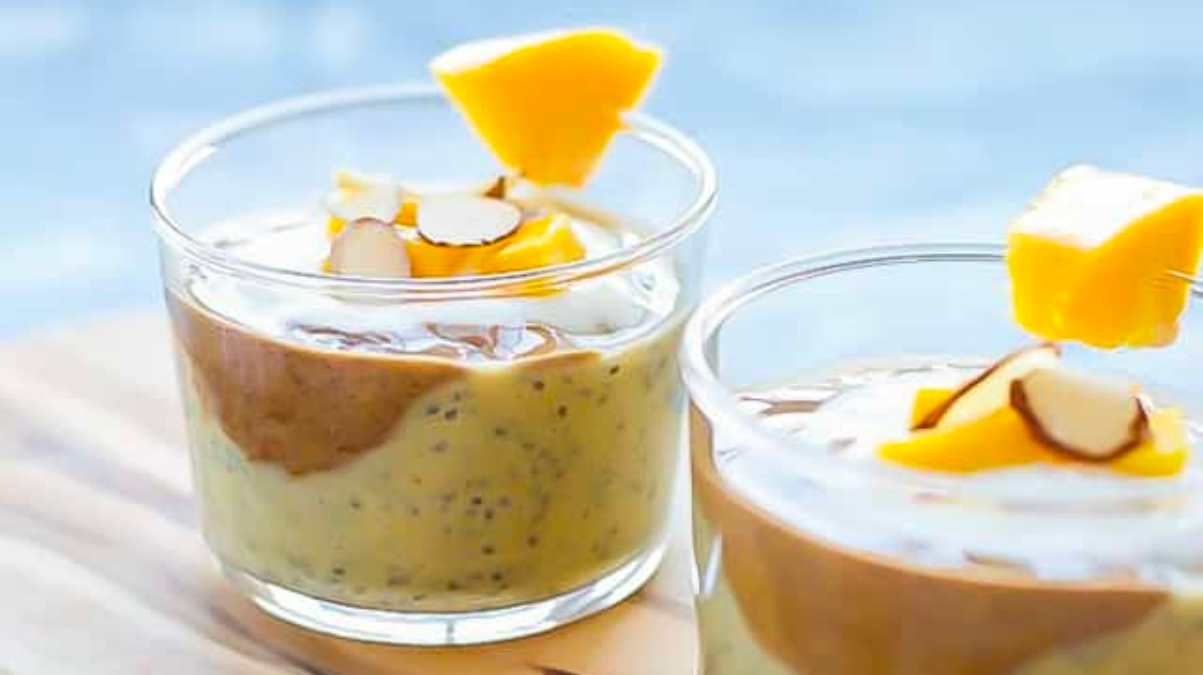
1007 165 1203 348
405 212 586 278
1109 408 1190 477
910 387 956 428
487 213 586 273
884 386 1191 477
404 237 491 278
881 406 1059 473
431 29 661 186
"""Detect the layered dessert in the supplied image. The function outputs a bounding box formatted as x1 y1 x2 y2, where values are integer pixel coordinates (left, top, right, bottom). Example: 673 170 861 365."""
690 167 1203 673
166 29 695 615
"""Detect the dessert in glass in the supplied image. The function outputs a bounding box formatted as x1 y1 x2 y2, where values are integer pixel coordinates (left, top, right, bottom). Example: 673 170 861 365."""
682 166 1203 673
151 29 715 645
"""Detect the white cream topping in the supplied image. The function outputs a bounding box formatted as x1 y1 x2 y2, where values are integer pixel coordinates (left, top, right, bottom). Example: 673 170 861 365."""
719 359 1203 583
191 206 679 355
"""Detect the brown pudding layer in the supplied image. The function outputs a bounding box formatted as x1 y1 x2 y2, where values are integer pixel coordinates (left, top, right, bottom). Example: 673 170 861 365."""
689 405 1167 674
169 296 465 474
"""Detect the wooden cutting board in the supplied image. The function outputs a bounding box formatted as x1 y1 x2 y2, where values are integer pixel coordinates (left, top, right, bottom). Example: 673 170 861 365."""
0 310 696 675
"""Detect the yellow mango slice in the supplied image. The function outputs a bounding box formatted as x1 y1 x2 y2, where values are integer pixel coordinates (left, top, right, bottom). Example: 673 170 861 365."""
487 213 586 273
395 200 418 227
1007 165 1203 348
910 387 956 428
885 386 1191 476
431 28 661 186
1109 408 1190 477
405 212 586 278
404 237 492 278
881 406 1059 473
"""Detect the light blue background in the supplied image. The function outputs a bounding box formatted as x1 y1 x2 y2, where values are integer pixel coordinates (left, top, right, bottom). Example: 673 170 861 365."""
6 0 1203 336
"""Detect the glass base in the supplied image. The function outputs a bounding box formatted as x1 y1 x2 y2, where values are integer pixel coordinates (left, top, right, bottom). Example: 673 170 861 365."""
222 543 666 646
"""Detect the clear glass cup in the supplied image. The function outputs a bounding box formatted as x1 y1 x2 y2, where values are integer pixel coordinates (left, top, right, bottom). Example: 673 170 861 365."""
151 85 716 645
682 244 1203 674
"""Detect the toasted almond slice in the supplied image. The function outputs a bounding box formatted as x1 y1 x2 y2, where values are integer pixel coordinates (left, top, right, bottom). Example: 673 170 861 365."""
481 175 511 199
328 218 411 277
1010 367 1148 460
326 182 403 223
915 343 1061 430
417 194 522 246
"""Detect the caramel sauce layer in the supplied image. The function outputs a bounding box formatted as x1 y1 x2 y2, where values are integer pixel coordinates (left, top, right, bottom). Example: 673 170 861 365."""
690 404 1167 674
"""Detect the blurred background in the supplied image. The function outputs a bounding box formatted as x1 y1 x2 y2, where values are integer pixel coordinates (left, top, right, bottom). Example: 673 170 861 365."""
5 0 1203 337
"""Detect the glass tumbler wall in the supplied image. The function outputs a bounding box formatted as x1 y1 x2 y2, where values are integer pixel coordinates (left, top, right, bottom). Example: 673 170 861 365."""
151 86 715 645
682 245 1203 674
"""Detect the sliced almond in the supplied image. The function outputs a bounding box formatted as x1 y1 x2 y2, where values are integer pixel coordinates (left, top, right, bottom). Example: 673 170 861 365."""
417 194 522 246
481 175 511 199
328 218 411 277
915 343 1061 430
326 182 403 223
1010 367 1148 461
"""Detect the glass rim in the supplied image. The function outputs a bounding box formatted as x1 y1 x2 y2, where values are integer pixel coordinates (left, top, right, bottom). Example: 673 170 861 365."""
681 242 1202 512
149 83 717 297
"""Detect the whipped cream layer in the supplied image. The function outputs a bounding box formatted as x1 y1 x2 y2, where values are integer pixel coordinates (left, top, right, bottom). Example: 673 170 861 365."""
721 358 1203 583
190 202 680 359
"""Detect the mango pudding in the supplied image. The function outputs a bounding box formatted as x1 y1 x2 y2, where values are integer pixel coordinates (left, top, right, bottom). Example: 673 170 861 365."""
684 169 1203 674
152 28 715 644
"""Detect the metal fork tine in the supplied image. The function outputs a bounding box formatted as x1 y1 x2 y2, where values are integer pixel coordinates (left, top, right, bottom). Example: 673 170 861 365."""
1158 269 1203 297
